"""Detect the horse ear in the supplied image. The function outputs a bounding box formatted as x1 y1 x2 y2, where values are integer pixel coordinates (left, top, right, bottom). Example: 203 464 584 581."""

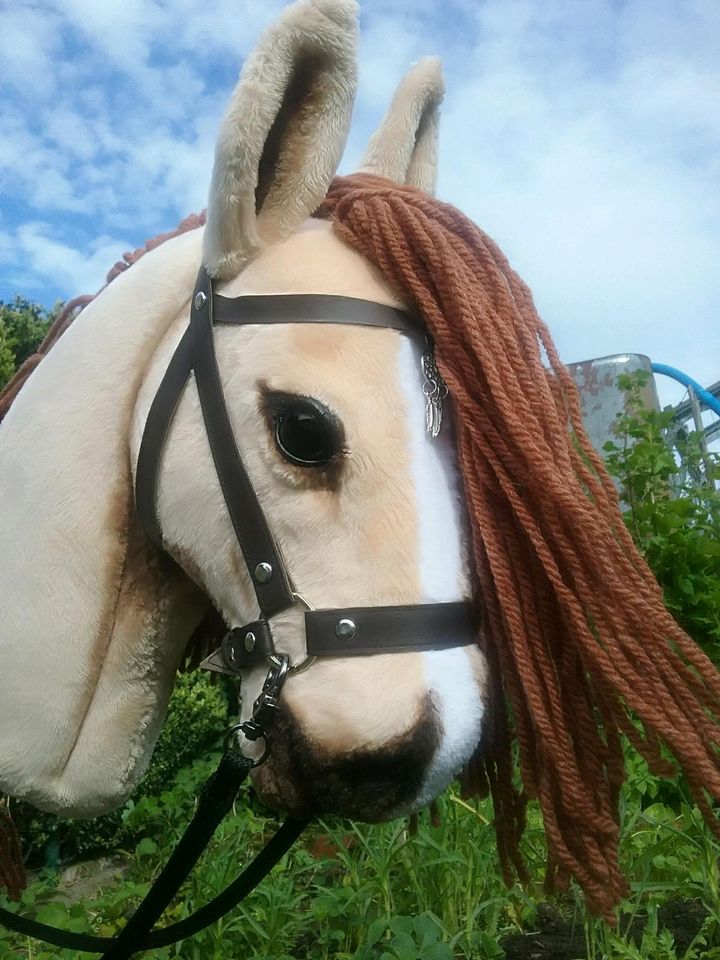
359 57 444 195
203 0 359 280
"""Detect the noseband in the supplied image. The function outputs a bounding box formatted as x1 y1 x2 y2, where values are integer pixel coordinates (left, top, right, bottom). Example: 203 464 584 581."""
135 265 475 714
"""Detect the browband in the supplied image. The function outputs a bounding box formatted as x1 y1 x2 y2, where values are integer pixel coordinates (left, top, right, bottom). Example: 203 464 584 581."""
135 265 476 666
213 292 417 334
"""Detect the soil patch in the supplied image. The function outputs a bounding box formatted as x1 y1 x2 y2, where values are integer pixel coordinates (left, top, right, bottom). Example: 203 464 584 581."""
501 900 708 960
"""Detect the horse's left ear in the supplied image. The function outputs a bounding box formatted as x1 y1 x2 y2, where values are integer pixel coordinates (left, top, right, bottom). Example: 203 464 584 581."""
359 57 444 194
204 0 359 280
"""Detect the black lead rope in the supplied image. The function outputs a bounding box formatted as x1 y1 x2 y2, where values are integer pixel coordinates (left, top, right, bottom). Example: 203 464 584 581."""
98 751 253 960
0 751 309 959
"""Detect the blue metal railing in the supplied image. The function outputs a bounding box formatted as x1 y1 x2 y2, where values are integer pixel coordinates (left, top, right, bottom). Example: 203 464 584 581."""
651 363 720 418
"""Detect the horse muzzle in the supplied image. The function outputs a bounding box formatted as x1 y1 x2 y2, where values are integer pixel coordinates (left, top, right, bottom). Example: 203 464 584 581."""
251 696 440 822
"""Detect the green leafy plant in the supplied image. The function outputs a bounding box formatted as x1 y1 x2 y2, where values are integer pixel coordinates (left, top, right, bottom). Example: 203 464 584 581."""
0 297 60 389
603 370 720 664
3 763 718 960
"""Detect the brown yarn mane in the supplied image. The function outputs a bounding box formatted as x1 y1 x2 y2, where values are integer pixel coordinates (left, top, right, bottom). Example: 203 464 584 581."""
317 173 720 918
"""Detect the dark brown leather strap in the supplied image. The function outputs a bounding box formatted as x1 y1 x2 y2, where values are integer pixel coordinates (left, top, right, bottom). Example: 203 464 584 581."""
221 621 276 671
190 268 295 617
213 293 416 334
304 601 475 657
135 327 194 547
212 602 476 674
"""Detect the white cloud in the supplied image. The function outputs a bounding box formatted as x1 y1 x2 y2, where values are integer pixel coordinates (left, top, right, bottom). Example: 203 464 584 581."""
0 6 63 100
4 223 132 297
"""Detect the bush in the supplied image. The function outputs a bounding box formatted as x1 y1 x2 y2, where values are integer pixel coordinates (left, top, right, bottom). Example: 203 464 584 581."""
13 671 230 867
603 371 720 664
0 297 58 390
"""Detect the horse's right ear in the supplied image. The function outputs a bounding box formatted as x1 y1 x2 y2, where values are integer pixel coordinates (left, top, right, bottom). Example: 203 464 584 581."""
204 0 359 280
360 57 444 194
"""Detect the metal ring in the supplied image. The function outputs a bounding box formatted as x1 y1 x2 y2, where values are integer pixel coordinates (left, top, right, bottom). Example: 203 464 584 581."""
291 591 315 612
268 652 316 676
224 724 270 768
289 592 316 673
265 592 317 675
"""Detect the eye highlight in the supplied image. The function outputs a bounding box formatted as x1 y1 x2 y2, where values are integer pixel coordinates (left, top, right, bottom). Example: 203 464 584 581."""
263 391 344 469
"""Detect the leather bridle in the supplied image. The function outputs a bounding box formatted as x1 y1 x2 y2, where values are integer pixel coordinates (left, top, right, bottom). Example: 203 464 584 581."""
135 264 475 741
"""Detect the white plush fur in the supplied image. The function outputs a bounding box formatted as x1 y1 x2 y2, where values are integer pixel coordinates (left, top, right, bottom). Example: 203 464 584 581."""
203 0 358 280
394 338 485 810
0 229 208 815
360 57 444 194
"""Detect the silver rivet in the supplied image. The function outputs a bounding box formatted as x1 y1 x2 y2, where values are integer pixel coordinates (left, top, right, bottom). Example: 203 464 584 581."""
254 562 273 584
222 635 238 667
335 618 356 641
244 631 256 653
194 291 207 311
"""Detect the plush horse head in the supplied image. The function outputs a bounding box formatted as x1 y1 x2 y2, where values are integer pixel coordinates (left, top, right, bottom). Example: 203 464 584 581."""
2 0 719 921
0 0 484 827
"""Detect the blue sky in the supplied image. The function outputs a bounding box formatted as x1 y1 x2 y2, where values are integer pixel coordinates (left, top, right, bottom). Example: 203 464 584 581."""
1 0 718 408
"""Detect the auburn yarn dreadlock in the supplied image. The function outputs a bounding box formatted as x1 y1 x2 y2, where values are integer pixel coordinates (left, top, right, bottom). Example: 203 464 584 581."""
317 174 720 919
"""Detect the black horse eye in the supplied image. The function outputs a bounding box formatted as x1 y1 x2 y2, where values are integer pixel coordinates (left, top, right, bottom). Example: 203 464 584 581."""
270 395 342 467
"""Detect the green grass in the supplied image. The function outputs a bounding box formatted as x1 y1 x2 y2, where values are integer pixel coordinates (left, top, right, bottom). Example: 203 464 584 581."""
2 746 719 960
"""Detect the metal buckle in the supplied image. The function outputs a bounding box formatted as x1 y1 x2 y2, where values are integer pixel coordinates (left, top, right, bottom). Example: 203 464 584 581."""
200 591 318 677
224 654 291 767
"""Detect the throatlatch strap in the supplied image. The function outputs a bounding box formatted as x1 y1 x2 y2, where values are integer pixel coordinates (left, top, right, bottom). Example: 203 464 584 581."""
135 326 193 547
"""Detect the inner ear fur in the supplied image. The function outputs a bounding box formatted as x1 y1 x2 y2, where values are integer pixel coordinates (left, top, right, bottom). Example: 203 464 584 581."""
204 0 359 280
360 56 444 195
